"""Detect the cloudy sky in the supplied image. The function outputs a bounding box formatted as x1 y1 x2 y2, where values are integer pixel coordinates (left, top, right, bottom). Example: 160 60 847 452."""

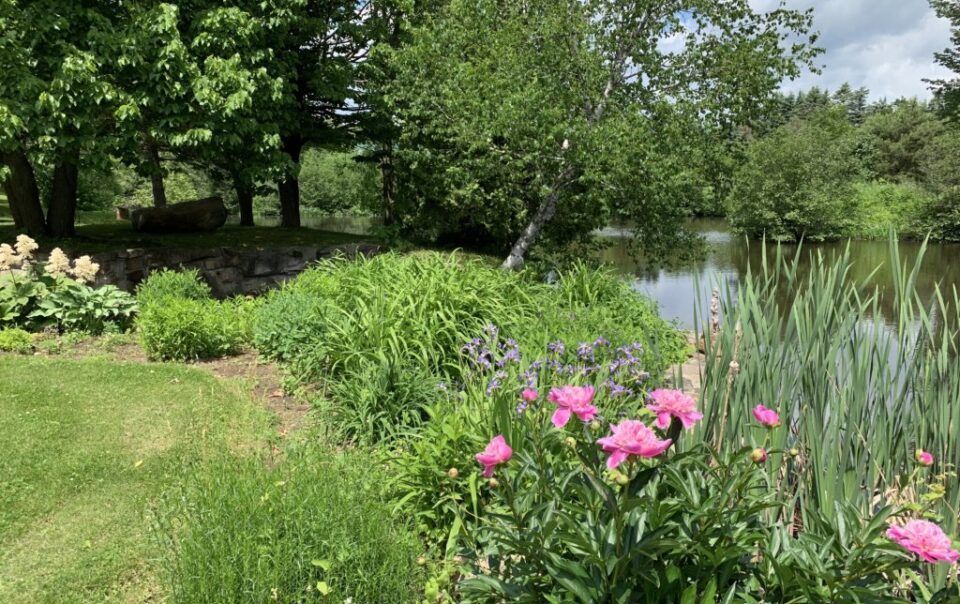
750 0 954 101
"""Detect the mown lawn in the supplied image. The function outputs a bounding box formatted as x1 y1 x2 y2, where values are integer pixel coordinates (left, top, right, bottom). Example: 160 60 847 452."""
0 356 273 603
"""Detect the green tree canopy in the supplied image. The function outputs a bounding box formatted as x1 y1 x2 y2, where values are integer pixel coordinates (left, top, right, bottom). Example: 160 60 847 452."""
388 0 820 268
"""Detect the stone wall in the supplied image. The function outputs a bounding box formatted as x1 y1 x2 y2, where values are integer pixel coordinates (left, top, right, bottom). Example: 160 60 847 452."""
89 242 381 297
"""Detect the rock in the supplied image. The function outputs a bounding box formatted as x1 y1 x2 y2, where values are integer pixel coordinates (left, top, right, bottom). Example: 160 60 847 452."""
130 197 228 233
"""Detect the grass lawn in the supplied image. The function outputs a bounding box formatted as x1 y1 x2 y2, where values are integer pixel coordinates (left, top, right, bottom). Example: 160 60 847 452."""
0 356 274 603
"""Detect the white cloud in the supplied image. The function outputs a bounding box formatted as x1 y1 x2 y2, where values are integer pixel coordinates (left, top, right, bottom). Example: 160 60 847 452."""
751 0 954 100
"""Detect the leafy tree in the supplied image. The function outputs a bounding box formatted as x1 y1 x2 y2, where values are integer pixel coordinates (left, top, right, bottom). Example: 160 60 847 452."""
0 0 116 236
929 0 960 118
388 0 820 268
861 99 943 183
728 107 864 241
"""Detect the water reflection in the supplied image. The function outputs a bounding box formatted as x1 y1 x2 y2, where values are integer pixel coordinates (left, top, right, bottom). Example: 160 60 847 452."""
598 219 960 329
231 213 379 235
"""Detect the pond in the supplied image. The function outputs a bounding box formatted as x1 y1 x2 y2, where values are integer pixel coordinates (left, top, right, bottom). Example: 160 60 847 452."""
598 218 960 329
248 213 960 330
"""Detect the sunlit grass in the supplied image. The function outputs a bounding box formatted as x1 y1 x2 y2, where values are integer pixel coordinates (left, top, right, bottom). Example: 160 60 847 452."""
0 357 272 603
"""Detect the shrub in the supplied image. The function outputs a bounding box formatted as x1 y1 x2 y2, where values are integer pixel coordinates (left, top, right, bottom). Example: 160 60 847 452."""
911 187 960 242
0 328 33 353
137 298 249 361
728 107 863 241
848 180 934 238
154 447 422 603
136 268 212 307
253 291 331 364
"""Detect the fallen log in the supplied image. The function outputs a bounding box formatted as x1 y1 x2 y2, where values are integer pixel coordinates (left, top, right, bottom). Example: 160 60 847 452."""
131 197 228 233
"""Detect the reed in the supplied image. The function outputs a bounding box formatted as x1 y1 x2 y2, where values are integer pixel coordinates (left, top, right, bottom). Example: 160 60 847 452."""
692 236 960 588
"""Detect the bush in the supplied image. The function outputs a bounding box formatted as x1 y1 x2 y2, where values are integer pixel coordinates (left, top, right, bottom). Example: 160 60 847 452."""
848 180 934 238
0 328 33 353
728 107 864 241
912 187 960 242
137 298 250 361
154 447 422 603
251 253 687 446
253 291 331 364
298 148 380 214
136 269 212 307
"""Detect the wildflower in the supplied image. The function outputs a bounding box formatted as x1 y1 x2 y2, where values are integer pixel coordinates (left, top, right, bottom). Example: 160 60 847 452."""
548 385 598 428
887 520 959 564
483 324 498 338
71 255 100 283
750 448 768 463
43 248 72 277
447 467 459 479
752 404 781 427
521 388 538 402
14 234 38 259
647 389 703 430
0 243 20 270
516 402 528 416
547 341 566 355
577 342 594 361
597 420 672 469
592 336 609 348
916 450 934 466
475 435 512 477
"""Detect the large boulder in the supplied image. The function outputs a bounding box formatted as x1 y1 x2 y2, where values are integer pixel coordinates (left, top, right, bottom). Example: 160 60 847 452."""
131 197 228 233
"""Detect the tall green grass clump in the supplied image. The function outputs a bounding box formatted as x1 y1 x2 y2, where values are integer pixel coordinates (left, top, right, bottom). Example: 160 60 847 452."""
135 268 212 306
693 237 960 590
153 447 422 603
253 252 687 443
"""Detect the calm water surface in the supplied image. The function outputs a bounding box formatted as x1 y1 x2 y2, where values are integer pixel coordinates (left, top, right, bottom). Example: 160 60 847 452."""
598 219 960 329
250 214 960 330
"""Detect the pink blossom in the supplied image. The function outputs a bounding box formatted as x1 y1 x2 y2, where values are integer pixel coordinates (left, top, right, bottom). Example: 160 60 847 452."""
597 420 672 469
647 389 703 430
917 450 934 466
887 520 959 564
521 388 539 402
475 435 512 477
752 404 781 427
548 386 598 428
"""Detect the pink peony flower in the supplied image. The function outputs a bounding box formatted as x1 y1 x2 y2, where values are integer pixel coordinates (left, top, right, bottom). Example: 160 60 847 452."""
752 404 781 427
597 420 672 469
521 388 539 402
916 450 934 466
548 385 598 428
475 435 512 478
887 520 959 564
750 448 768 463
647 389 703 430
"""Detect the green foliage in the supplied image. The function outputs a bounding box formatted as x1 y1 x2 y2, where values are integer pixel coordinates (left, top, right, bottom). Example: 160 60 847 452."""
388 0 819 262
695 238 960 593
135 268 212 307
252 253 686 446
298 148 380 214
849 180 935 238
912 188 960 242
253 290 330 364
153 446 422 604
729 107 864 241
0 327 33 353
137 297 250 361
861 100 945 183
31 280 137 335
929 0 960 118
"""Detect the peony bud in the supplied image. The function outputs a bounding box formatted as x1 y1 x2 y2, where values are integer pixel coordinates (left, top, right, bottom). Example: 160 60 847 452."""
789 447 800 458
750 448 768 463
916 450 934 466
487 478 499 488
564 436 577 448
416 556 427 566
447 467 459 479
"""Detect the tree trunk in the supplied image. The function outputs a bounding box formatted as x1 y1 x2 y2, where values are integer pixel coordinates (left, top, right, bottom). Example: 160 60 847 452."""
501 191 560 271
235 175 255 227
278 135 301 228
47 152 79 238
142 135 167 208
380 142 396 226
1 150 47 236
